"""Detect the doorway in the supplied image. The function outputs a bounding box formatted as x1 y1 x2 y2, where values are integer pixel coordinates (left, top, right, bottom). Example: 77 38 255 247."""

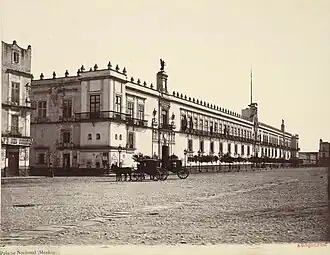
63 153 71 169
7 151 19 176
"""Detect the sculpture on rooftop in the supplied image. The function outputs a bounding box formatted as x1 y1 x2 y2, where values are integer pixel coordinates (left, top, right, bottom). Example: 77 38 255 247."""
160 59 166 71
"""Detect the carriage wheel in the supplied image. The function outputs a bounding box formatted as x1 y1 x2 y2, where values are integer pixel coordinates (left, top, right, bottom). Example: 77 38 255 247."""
131 173 139 182
177 168 190 179
159 168 169 181
153 170 161 181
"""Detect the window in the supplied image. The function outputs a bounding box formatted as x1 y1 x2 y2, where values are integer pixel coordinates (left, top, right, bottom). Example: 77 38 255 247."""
128 132 134 148
11 115 19 133
119 134 122 140
62 99 72 118
188 139 193 152
37 153 46 164
199 119 203 130
219 124 222 134
63 131 71 143
11 82 20 104
214 122 218 133
275 149 277 157
210 141 214 153
115 134 118 140
127 101 134 117
161 108 168 126
96 133 100 140
115 95 122 113
228 143 231 153
247 146 250 156
199 140 204 152
241 145 245 155
13 52 19 63
194 117 198 130
210 122 213 133
205 121 208 131
90 95 100 112
137 104 144 120
88 134 92 140
37 101 47 118
235 144 238 154
219 142 223 153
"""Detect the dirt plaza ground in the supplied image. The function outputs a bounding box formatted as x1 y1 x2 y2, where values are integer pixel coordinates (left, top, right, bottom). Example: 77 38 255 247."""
1 167 329 246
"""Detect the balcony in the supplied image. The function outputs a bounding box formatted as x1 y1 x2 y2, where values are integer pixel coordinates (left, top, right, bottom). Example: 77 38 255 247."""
2 98 35 111
31 116 51 124
56 141 77 149
2 127 24 137
126 117 148 127
160 123 175 130
59 115 76 122
75 111 130 123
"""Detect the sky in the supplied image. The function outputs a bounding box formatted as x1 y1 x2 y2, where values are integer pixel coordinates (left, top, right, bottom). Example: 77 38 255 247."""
1 0 329 152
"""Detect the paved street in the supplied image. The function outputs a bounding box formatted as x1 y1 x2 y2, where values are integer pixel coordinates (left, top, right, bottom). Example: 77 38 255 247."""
1 167 329 246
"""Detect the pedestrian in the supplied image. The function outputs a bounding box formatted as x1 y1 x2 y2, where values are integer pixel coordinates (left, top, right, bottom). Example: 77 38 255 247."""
49 163 54 178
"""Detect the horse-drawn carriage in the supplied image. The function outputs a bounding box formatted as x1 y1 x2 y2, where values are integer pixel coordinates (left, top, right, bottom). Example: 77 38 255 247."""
111 156 190 182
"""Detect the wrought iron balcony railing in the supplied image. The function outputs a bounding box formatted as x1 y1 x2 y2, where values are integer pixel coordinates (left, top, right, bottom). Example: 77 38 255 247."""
2 97 34 110
31 116 51 124
126 117 148 127
2 127 24 137
55 141 77 149
160 123 175 130
75 111 130 122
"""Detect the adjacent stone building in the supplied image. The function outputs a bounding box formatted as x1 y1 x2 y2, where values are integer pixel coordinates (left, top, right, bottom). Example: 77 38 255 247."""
1 40 33 176
318 139 330 166
30 60 300 171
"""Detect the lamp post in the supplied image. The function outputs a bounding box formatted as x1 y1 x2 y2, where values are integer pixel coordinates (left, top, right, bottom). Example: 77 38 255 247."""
198 150 202 172
152 108 157 157
118 145 122 167
183 149 187 169
218 151 222 172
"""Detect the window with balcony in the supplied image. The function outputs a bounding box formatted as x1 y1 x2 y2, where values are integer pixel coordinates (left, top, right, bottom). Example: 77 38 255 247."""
199 140 204 152
11 115 19 134
11 82 20 104
127 101 134 118
13 52 20 63
128 132 134 149
62 131 71 144
210 141 214 153
62 99 72 118
161 108 168 127
188 139 193 152
90 95 100 117
115 95 122 113
137 104 144 120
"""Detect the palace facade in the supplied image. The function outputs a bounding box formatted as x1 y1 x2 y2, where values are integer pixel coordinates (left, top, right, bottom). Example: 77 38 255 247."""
1 40 34 176
30 61 299 170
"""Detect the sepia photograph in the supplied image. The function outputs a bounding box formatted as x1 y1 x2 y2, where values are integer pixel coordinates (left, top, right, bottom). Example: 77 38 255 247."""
0 0 329 254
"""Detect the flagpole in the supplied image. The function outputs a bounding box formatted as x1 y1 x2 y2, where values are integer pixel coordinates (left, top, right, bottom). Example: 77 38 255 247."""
250 66 253 105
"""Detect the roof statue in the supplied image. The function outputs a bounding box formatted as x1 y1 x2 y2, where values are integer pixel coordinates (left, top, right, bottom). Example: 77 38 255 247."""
160 59 166 71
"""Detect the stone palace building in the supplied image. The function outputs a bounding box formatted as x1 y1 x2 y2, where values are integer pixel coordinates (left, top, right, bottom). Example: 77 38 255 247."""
29 60 299 170
1 40 33 176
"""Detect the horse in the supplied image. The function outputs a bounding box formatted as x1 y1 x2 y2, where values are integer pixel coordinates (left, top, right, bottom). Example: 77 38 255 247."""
111 164 133 182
